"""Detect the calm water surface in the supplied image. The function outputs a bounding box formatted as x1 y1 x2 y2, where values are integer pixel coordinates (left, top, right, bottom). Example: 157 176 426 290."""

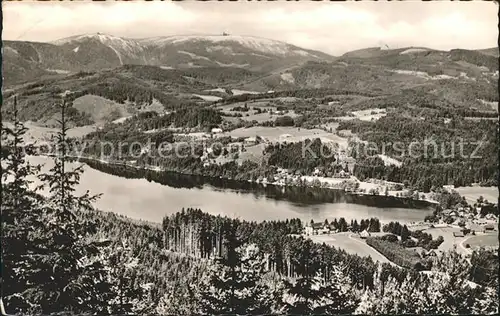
28 156 433 224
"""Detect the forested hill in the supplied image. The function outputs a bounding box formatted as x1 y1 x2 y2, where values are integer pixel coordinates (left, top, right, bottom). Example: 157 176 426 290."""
7 204 499 315
3 33 332 86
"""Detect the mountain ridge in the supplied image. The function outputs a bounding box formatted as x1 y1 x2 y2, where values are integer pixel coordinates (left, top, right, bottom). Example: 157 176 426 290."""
4 32 497 87
3 33 334 86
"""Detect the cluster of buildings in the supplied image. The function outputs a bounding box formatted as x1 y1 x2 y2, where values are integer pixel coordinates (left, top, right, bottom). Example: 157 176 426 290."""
303 222 372 239
441 205 498 229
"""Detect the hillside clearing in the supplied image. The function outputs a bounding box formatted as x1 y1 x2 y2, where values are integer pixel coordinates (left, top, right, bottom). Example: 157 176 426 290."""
226 126 349 146
454 186 498 205
192 94 222 102
308 233 391 264
72 95 130 124
3 121 97 142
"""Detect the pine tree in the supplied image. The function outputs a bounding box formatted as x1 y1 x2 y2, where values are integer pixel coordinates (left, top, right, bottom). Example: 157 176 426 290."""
312 266 358 314
401 225 410 241
105 240 150 315
282 266 357 315
356 260 498 315
27 93 108 314
281 239 320 314
198 239 269 314
156 280 200 315
1 96 45 314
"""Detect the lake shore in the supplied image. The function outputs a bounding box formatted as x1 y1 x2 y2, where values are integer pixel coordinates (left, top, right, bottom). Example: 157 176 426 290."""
57 154 436 210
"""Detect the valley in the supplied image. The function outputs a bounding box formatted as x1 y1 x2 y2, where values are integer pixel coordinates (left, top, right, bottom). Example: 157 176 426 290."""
2 27 498 316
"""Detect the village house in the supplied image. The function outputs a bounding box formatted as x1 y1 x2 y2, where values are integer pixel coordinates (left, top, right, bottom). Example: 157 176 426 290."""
337 170 348 178
304 222 328 236
453 231 465 238
359 230 371 239
244 136 257 145
318 225 330 235
443 185 455 192
211 127 223 134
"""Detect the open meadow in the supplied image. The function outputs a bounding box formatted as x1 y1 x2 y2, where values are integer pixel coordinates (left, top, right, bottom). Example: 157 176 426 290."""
463 232 499 250
226 126 349 147
454 186 498 205
308 233 392 264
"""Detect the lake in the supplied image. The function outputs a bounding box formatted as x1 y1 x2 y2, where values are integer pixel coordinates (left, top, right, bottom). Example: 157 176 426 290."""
27 156 433 224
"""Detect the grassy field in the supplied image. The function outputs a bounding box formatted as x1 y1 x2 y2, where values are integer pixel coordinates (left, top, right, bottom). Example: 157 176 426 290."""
3 121 97 142
464 233 499 249
351 108 387 121
214 143 265 165
454 186 498 205
218 102 300 123
226 126 349 147
72 95 131 124
423 226 463 251
231 89 260 96
308 233 391 264
192 94 222 102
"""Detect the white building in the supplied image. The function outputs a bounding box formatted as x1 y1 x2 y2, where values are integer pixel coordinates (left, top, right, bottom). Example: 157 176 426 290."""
211 128 223 134
360 230 371 239
244 137 257 145
443 185 455 192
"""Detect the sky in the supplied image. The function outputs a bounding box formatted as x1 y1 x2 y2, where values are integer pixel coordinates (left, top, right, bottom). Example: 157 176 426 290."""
3 1 498 55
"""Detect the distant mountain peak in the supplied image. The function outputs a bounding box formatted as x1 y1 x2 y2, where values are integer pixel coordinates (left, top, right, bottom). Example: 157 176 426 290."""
3 32 335 86
138 34 326 58
52 33 136 45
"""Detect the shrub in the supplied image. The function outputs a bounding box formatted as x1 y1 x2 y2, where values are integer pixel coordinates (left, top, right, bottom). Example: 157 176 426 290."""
381 234 399 243
403 239 417 248
275 116 295 126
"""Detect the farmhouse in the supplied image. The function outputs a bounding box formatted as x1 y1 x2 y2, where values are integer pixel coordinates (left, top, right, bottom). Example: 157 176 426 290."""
337 170 349 178
442 209 453 216
304 223 328 236
211 128 223 134
443 185 455 192
244 137 257 145
318 225 330 235
359 230 371 239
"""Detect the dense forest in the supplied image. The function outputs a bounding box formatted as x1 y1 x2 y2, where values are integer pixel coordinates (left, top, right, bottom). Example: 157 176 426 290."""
219 88 380 105
342 112 498 190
